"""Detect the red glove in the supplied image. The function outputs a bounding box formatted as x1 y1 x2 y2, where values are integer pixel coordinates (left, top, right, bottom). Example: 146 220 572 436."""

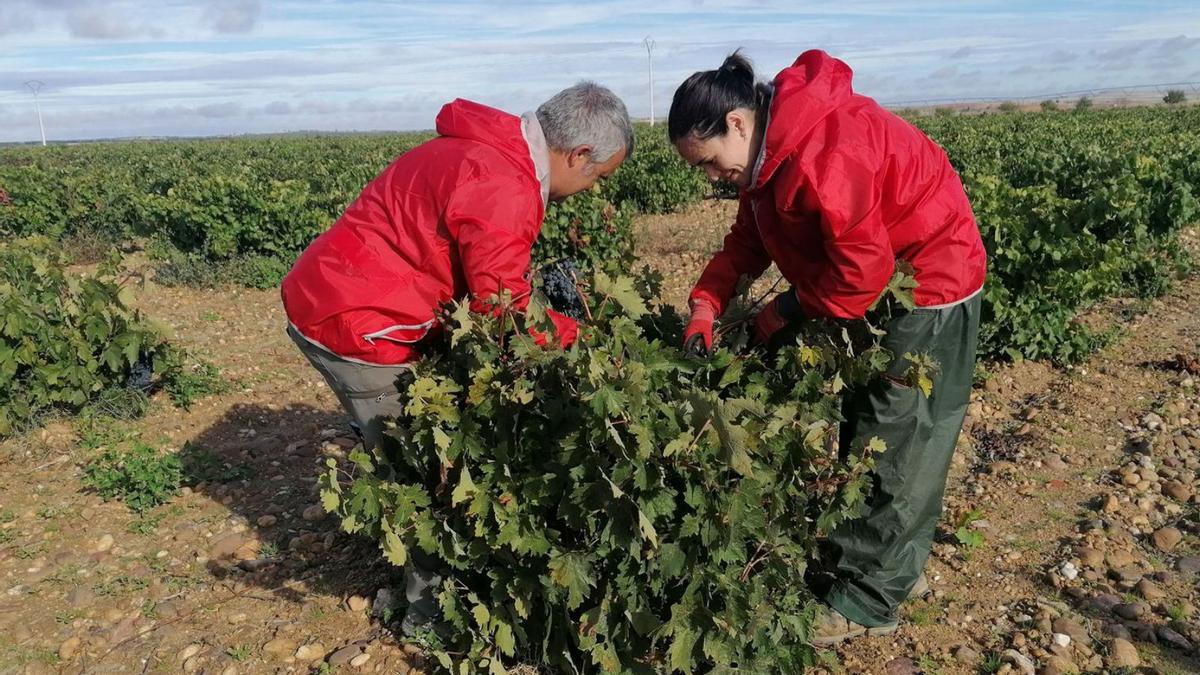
530 309 579 349
753 289 803 347
683 300 716 356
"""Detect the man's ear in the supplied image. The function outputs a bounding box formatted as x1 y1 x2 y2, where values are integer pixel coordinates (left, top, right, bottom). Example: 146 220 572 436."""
567 145 594 168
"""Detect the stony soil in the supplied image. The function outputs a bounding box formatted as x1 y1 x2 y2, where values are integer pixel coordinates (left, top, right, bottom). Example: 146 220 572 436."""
1 203 1197 674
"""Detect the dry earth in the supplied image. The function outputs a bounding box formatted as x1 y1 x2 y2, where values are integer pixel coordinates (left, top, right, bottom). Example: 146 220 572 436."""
1 202 1198 675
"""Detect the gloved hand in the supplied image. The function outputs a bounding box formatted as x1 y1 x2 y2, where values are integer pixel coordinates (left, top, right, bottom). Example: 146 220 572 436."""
683 300 716 357
753 288 803 347
530 308 579 349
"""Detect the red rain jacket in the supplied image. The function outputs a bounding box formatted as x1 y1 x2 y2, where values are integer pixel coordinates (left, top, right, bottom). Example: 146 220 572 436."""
282 100 564 365
690 50 987 319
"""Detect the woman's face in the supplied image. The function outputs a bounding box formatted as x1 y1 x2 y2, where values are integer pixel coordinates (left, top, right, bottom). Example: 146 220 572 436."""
674 108 762 188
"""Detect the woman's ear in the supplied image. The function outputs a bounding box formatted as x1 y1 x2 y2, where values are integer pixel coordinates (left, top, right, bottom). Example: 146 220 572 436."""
726 110 749 140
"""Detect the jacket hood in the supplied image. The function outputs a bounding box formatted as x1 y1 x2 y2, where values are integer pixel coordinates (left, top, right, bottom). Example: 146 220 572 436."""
753 49 854 189
435 99 534 173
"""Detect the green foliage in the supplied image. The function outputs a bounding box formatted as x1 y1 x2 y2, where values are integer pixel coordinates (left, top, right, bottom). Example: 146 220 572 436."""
953 509 986 551
997 102 1019 113
82 443 183 513
1163 89 1187 105
6 108 1199 369
0 238 169 437
978 652 1004 674
156 348 231 410
915 107 1200 361
150 242 291 290
1040 99 1060 112
321 272 909 674
602 125 710 214
180 442 254 484
1073 96 1093 112
93 574 150 596
535 194 634 276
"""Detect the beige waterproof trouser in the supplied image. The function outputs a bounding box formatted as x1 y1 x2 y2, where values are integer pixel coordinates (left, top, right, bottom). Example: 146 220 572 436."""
286 325 441 622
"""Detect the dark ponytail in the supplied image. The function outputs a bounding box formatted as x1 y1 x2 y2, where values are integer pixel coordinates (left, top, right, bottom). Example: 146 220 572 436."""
668 50 772 142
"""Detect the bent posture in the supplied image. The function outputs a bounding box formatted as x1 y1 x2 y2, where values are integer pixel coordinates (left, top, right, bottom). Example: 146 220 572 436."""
670 50 986 644
282 82 633 633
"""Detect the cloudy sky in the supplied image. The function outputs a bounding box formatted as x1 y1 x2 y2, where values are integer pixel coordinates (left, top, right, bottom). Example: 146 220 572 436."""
2 0 1199 142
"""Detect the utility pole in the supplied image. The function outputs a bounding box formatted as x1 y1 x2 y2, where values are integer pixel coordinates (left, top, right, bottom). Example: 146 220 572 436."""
25 80 47 146
643 37 656 126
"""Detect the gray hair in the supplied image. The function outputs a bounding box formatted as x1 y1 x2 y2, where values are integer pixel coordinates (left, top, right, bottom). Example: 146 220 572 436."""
536 81 634 164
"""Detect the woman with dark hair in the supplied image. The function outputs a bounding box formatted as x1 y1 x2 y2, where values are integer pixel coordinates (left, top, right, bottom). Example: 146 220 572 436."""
669 50 987 645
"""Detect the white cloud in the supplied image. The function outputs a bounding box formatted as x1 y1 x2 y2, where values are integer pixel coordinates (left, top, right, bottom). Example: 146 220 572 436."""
205 0 261 33
2 1 1200 141
65 9 164 40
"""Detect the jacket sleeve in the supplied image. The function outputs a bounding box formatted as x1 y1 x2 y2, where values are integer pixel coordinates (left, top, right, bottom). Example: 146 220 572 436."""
444 174 544 315
789 149 894 319
688 193 773 315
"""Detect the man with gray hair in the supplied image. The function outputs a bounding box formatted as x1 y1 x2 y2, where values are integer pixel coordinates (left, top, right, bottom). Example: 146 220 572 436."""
281 82 633 634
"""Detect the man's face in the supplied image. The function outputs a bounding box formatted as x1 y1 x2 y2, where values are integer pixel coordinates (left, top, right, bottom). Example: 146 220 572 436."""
549 146 627 201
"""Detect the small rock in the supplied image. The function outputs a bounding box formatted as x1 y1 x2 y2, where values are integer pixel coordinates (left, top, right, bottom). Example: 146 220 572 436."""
1156 625 1194 651
1051 617 1089 644
183 656 202 673
256 515 278 527
1039 655 1076 675
1051 633 1071 647
1162 480 1193 501
347 595 370 612
302 505 326 522
178 644 202 661
1044 454 1068 471
94 534 114 553
295 643 326 661
953 644 980 663
1135 578 1166 600
1059 562 1079 580
884 657 919 675
1114 603 1144 620
329 645 363 667
209 534 248 559
1001 649 1036 675
1151 526 1183 552
1101 494 1120 513
350 652 371 668
262 638 296 658
1108 638 1140 668
58 636 81 660
1105 550 1136 568
1076 547 1104 569
238 558 274 572
1177 556 1200 575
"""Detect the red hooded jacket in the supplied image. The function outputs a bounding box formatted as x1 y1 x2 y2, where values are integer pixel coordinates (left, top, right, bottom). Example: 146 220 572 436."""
690 50 987 319
282 100 562 364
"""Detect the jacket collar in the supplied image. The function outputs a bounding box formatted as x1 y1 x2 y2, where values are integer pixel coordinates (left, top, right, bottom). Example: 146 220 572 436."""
521 112 551 206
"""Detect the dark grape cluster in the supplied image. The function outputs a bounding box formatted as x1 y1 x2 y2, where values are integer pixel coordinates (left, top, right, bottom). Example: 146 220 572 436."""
539 259 586 320
125 354 154 393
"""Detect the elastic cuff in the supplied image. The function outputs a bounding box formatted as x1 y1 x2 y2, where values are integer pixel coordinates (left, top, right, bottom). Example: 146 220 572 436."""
688 299 717 322
775 287 803 322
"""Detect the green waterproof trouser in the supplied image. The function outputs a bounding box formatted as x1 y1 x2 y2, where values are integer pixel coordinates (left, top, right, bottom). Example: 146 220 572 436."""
820 292 981 627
